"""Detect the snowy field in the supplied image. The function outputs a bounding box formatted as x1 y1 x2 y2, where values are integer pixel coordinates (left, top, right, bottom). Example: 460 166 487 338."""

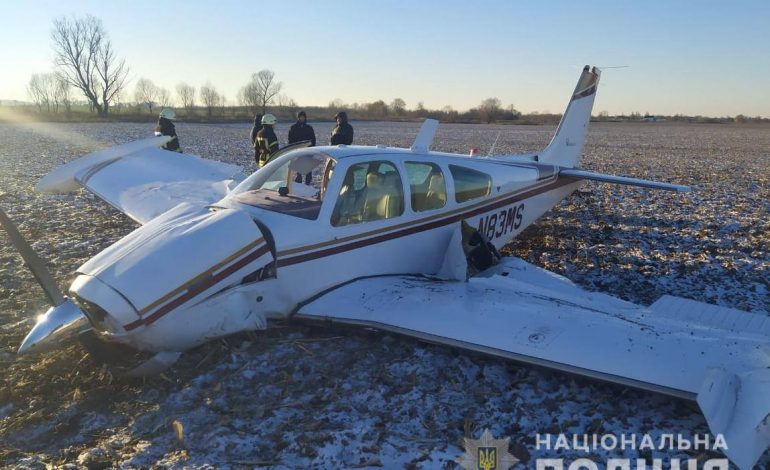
0 120 768 468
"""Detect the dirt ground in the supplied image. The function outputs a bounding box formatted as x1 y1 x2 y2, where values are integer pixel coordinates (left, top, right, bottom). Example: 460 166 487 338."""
0 121 768 468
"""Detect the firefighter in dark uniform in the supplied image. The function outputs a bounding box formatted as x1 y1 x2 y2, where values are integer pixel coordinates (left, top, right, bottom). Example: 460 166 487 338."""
330 111 353 145
156 108 181 152
250 113 263 162
256 114 279 167
288 110 316 146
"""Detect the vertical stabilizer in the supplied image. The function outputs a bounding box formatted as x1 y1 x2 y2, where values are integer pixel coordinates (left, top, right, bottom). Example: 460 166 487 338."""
411 119 439 153
540 66 601 167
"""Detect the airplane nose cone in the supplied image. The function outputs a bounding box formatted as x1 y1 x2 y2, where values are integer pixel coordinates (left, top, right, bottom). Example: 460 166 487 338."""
18 298 89 354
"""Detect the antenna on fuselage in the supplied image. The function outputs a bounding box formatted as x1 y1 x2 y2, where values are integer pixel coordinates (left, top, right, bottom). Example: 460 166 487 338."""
488 131 502 156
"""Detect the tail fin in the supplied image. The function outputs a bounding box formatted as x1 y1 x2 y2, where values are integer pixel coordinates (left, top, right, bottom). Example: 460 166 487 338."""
540 66 601 167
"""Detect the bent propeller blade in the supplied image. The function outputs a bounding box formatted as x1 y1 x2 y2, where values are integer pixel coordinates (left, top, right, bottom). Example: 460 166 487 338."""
0 207 65 306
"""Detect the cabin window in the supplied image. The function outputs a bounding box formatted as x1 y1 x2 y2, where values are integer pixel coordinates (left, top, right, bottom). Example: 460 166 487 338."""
450 165 491 203
405 162 446 212
331 161 404 226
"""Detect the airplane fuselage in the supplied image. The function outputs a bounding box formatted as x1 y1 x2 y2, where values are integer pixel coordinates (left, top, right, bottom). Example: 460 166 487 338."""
67 146 582 352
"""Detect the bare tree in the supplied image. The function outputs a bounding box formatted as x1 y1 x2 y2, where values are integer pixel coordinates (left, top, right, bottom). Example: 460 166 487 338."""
415 101 427 118
55 76 72 114
328 98 345 110
134 78 159 112
28 73 71 114
27 74 56 112
27 75 45 112
442 105 459 122
157 87 171 108
238 70 283 114
200 82 219 117
254 69 282 114
366 100 388 118
176 82 195 114
51 15 128 116
238 80 260 114
218 94 227 116
390 98 406 116
478 97 502 123
276 93 296 108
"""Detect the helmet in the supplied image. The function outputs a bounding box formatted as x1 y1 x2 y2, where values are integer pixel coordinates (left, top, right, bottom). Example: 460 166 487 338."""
159 108 176 120
261 114 277 125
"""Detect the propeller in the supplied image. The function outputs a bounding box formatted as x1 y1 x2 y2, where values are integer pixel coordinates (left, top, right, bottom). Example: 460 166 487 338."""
0 207 89 354
0 208 64 306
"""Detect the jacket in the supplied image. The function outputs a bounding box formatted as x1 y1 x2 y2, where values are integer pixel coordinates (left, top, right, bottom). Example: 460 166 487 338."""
156 117 180 151
330 120 354 145
255 125 279 167
250 114 263 160
288 121 316 146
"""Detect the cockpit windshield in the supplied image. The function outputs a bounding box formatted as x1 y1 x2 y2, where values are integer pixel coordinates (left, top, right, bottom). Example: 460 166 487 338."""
229 149 336 220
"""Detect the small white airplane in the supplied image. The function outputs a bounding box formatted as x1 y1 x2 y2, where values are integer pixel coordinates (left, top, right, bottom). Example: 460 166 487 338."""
2 66 769 468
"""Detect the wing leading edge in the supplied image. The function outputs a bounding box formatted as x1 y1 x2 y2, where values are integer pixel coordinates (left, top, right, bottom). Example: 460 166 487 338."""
297 257 770 468
37 137 246 224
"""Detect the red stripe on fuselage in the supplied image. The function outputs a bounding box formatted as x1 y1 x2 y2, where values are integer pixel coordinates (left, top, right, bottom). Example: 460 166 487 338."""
277 177 578 268
123 244 271 331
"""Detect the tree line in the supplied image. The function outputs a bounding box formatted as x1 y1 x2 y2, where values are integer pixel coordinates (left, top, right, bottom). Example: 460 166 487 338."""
20 15 767 125
24 14 528 123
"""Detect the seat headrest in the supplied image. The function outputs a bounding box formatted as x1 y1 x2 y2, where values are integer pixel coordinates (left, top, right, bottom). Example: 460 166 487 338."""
366 172 382 188
427 173 445 192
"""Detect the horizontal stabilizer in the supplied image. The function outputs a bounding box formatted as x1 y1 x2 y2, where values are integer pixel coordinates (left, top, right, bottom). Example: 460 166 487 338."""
560 168 690 192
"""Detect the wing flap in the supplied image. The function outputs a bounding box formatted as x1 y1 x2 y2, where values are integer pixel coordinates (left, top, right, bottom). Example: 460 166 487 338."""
37 137 246 224
650 295 770 335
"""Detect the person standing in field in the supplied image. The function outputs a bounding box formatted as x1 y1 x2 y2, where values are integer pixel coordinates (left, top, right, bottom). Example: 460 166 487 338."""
255 114 279 167
288 110 316 147
250 113 263 164
156 108 181 152
288 110 317 184
330 111 353 145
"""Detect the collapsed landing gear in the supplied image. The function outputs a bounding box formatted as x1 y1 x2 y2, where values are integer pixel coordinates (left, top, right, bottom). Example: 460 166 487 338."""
462 221 501 276
78 330 180 376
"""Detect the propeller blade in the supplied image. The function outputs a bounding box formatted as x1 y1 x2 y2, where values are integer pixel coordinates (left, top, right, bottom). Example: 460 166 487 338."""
0 207 65 306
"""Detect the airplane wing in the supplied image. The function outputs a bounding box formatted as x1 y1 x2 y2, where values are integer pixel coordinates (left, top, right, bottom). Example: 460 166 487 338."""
296 257 770 469
37 136 247 224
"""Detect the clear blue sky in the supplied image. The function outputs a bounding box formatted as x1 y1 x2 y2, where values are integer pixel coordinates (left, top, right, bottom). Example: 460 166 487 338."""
2 0 768 117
